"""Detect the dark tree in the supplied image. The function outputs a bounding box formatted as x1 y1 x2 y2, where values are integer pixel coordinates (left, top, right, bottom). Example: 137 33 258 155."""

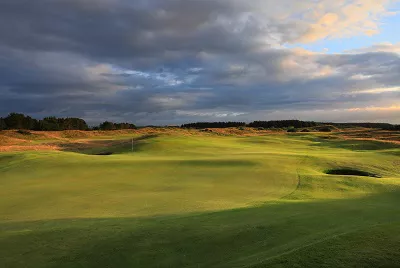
58 118 88 130
98 121 136 130
114 123 137 130
0 118 6 130
38 117 61 131
4 113 37 130
99 121 116 130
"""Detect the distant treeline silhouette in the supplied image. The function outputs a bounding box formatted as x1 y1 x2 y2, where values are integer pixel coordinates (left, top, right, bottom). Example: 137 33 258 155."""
0 113 136 131
1 113 399 131
93 121 137 130
181 120 317 129
323 122 400 130
248 120 318 128
181 120 400 130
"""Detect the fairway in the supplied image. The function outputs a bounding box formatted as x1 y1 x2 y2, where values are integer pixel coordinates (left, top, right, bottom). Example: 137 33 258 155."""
1 131 400 267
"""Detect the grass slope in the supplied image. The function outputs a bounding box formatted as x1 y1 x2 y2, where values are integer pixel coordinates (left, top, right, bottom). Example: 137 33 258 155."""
0 133 399 267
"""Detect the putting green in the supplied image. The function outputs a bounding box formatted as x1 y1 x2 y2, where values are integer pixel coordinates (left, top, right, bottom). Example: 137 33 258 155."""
0 133 399 267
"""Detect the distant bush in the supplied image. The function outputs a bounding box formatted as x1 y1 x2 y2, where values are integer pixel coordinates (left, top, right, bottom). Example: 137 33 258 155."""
257 127 265 130
287 127 297 133
200 128 213 132
238 127 245 131
329 122 396 129
384 124 400 131
273 128 284 131
301 129 310 132
316 126 333 132
16 129 32 135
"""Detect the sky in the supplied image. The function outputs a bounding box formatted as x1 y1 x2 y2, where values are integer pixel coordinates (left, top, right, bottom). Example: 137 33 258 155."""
0 0 399 125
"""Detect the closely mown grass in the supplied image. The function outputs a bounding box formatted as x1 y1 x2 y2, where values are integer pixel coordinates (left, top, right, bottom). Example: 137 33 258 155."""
0 132 399 267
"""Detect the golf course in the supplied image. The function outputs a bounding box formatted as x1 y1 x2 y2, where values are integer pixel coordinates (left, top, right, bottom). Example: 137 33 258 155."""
1 128 400 267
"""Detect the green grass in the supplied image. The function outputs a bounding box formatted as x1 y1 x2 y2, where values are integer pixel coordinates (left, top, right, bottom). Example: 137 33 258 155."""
0 133 400 267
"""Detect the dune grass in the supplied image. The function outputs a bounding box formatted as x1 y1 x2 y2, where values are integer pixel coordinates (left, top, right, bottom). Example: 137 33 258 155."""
0 133 399 267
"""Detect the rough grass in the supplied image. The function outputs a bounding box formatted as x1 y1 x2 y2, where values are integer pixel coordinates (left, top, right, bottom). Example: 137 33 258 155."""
0 131 399 267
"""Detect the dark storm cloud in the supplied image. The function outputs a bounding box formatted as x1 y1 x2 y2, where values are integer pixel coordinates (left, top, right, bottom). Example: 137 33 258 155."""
0 0 399 124
0 0 269 61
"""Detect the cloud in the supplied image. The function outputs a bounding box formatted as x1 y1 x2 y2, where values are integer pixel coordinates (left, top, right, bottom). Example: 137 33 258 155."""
346 42 400 54
1 0 396 57
348 105 400 112
347 86 400 94
0 0 399 124
297 0 397 42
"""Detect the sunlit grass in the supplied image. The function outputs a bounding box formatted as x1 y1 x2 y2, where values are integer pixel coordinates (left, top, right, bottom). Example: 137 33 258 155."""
0 133 399 267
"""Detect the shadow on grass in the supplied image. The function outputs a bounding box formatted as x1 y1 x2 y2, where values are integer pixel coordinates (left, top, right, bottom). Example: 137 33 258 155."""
325 168 381 178
1 191 400 268
58 134 159 155
309 138 400 151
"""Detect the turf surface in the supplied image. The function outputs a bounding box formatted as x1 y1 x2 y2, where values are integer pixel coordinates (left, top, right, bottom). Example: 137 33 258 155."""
0 133 399 267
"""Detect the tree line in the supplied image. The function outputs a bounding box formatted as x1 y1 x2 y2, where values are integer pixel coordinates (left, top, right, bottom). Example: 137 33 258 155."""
93 121 137 130
1 113 399 131
181 120 317 129
248 120 318 128
181 120 400 130
324 122 400 130
0 113 136 131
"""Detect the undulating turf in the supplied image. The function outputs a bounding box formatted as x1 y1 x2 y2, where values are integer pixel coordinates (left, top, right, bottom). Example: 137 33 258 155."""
0 133 399 267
